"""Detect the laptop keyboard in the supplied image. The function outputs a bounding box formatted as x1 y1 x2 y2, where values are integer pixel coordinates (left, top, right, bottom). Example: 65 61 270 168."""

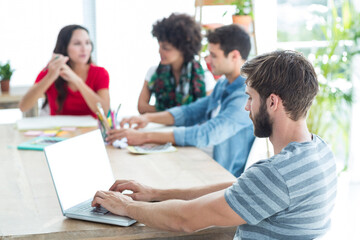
77 204 109 215
91 206 109 215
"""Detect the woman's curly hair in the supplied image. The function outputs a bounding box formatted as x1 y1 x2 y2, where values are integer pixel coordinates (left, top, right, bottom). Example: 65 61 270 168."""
152 13 202 63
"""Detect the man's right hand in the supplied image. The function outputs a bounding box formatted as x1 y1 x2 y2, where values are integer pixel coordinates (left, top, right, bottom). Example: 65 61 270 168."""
109 180 157 202
120 115 149 129
106 128 147 145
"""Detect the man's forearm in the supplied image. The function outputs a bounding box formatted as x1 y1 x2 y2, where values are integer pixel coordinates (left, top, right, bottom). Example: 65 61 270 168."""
124 188 242 233
151 182 235 201
144 111 175 125
126 199 192 232
144 131 176 145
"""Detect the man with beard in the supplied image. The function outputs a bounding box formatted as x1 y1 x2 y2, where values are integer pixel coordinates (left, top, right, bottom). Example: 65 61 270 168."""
92 50 337 239
106 24 255 177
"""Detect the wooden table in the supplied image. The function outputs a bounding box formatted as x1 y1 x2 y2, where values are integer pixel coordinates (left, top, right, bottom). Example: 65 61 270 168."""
0 124 237 240
0 86 38 117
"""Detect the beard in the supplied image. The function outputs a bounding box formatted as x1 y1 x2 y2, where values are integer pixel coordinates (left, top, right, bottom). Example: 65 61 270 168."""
250 100 273 138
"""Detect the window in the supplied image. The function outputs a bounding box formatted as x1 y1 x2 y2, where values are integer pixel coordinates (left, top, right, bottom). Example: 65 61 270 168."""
277 0 360 172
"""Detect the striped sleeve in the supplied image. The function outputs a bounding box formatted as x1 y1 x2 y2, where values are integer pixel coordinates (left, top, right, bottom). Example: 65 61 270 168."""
225 162 290 225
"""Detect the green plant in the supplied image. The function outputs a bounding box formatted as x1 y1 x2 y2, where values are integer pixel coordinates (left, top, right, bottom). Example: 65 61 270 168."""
0 61 15 81
232 0 252 16
307 0 360 172
222 0 253 17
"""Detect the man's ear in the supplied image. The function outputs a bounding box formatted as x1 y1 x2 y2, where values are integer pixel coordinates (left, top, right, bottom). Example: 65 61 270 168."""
230 49 241 61
268 94 281 111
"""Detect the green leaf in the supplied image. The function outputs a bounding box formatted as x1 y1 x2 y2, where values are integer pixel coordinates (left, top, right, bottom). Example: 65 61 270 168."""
0 61 15 81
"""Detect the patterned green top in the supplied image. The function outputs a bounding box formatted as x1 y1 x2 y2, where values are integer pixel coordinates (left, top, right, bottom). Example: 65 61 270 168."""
148 60 206 111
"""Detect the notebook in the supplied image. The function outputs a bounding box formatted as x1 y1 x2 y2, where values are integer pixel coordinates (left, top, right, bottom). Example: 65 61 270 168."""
44 129 136 226
17 136 66 151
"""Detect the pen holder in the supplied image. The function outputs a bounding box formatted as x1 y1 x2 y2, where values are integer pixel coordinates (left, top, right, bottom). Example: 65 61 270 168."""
97 119 108 141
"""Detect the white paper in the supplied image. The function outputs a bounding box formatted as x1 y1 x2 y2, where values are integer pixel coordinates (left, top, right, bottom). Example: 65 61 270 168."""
17 116 97 130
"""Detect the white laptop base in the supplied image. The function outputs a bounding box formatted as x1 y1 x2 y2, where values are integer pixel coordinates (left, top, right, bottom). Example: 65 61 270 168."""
44 129 136 226
65 199 134 226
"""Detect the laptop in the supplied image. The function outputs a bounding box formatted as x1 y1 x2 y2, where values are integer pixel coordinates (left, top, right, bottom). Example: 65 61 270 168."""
44 129 136 226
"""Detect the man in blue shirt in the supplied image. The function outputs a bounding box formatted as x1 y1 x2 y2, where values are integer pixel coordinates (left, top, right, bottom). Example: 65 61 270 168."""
106 25 255 177
93 50 336 239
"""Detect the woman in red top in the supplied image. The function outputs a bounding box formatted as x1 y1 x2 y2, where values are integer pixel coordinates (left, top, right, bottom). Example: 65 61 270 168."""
19 25 110 118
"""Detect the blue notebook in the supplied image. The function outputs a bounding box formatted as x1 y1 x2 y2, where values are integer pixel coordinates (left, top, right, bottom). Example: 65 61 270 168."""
17 136 67 151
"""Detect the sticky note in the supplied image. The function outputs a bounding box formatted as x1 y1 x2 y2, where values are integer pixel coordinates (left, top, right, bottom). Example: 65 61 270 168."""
60 127 76 131
42 130 59 137
24 131 43 136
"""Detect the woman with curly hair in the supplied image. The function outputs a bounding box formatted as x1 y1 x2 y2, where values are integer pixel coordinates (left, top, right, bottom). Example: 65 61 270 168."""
138 13 215 114
19 25 110 118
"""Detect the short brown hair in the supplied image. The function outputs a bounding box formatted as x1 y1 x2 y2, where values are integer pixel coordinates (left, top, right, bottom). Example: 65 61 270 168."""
241 50 318 121
207 24 251 60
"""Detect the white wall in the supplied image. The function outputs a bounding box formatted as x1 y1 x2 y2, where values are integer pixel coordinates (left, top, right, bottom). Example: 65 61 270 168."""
253 0 277 54
0 0 84 86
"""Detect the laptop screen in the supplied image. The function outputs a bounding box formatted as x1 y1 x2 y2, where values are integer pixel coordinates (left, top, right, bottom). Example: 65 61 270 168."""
44 129 114 212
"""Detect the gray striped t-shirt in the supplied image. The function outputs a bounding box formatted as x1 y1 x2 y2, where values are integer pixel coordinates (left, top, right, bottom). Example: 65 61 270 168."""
225 134 337 240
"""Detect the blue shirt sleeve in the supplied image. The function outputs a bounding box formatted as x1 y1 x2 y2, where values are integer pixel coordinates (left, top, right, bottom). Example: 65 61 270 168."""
172 93 252 147
225 162 290 225
167 96 209 127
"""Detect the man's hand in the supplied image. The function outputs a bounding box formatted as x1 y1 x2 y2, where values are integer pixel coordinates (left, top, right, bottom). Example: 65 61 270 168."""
92 190 132 216
110 180 157 202
120 115 149 129
106 128 147 145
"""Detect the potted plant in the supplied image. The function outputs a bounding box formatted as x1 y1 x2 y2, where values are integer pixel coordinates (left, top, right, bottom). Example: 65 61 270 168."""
0 61 15 93
231 0 253 32
307 0 360 172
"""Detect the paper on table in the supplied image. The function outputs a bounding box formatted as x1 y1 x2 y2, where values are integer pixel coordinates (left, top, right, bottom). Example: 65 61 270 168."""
17 116 97 130
42 130 59 137
24 130 43 136
127 143 177 154
112 137 128 149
